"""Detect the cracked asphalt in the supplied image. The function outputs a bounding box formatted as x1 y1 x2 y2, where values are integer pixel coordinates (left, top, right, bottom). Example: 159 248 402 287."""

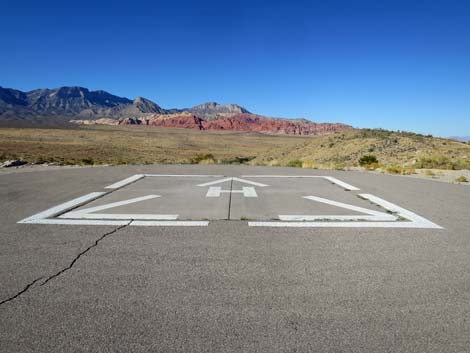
1 165 469 353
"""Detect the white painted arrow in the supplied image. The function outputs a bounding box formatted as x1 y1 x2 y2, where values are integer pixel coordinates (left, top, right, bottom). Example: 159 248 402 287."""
197 177 268 187
279 195 397 221
59 194 178 220
253 194 442 228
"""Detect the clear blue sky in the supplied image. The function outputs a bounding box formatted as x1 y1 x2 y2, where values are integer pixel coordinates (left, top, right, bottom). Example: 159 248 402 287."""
1 0 469 136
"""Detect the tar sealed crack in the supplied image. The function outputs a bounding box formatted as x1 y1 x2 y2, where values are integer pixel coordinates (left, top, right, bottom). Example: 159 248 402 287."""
0 221 131 307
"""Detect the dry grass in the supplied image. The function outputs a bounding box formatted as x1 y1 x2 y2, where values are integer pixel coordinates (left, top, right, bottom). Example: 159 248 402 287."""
251 129 470 170
1 126 470 172
0 125 310 166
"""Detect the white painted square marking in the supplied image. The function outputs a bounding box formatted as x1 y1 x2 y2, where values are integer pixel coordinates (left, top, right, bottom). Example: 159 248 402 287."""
18 174 442 229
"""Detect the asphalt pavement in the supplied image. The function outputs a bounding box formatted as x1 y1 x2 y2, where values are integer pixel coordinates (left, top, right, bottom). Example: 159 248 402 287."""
0 165 469 353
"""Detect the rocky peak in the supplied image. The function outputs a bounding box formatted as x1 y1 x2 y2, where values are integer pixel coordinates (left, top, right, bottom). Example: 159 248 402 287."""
52 86 89 98
187 102 250 120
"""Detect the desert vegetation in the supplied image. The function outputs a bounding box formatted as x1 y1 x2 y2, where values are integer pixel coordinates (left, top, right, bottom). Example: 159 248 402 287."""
1 126 470 174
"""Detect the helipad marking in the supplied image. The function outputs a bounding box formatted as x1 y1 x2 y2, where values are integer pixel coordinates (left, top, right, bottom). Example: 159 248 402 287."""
18 192 106 224
62 213 179 220
250 193 442 229
60 195 160 218
241 175 359 191
279 215 396 221
60 194 179 221
206 186 258 197
25 219 130 226
144 174 224 177
323 177 360 191
303 195 396 217
248 221 440 228
279 195 397 221
197 177 268 187
360 194 442 229
105 174 145 189
19 174 441 229
130 220 209 227
24 219 208 227
105 174 224 190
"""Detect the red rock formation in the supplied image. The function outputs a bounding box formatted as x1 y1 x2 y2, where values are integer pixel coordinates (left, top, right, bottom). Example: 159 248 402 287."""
201 114 351 135
145 113 204 129
71 112 352 136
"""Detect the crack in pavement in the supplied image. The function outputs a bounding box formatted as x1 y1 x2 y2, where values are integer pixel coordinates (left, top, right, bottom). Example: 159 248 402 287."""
40 221 131 287
0 221 131 307
0 276 44 306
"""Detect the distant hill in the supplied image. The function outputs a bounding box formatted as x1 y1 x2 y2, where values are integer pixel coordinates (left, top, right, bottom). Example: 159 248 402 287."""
0 85 352 135
187 102 250 120
450 136 470 142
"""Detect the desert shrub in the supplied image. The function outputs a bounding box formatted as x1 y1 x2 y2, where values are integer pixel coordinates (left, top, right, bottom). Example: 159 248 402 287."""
80 157 94 165
455 176 468 183
268 160 281 167
333 162 346 170
403 167 416 175
301 160 316 169
455 159 470 170
287 159 303 168
190 153 215 164
359 155 378 167
220 156 255 165
364 162 380 170
424 169 436 176
416 154 459 170
357 129 393 139
63 159 78 165
36 156 56 164
111 159 128 166
386 166 402 174
384 165 415 175
198 158 215 165
251 160 267 166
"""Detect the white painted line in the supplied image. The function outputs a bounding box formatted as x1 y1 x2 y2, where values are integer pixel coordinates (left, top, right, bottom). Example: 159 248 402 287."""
278 195 397 222
249 221 439 228
144 174 224 177
62 213 178 220
18 192 106 224
240 175 358 190
198 177 233 187
130 220 209 227
61 194 160 218
303 196 391 217
198 177 268 187
232 177 268 187
279 214 396 221
25 219 131 226
241 175 322 178
323 177 360 191
359 194 443 229
24 219 208 226
105 174 145 189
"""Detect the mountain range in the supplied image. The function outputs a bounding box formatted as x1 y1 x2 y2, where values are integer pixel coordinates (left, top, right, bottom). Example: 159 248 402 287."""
0 86 351 135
